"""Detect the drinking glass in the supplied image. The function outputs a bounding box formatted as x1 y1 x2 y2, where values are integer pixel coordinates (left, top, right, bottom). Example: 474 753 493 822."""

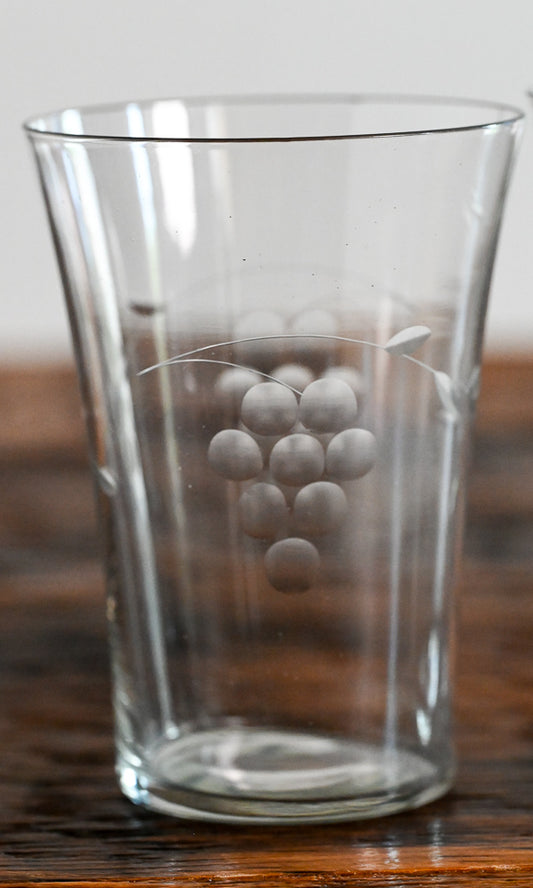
25 94 523 823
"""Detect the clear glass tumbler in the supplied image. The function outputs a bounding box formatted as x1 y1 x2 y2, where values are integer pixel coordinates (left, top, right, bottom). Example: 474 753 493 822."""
25 95 523 823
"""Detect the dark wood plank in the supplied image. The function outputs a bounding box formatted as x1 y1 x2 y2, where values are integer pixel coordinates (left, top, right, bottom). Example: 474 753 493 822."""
0 359 532 886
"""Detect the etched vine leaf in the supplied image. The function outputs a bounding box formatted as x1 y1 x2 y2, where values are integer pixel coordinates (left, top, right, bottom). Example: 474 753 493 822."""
433 370 458 415
466 366 481 402
384 325 432 356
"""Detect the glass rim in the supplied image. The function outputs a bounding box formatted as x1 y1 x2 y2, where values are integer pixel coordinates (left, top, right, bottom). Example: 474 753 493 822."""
23 92 524 144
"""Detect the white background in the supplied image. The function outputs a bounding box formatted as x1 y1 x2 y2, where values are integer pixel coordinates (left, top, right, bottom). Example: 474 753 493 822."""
2 0 532 362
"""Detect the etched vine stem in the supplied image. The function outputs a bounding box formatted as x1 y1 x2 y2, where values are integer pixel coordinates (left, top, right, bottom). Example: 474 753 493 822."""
138 324 463 414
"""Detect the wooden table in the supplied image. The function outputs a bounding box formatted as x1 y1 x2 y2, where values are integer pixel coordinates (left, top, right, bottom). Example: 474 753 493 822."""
1 360 532 887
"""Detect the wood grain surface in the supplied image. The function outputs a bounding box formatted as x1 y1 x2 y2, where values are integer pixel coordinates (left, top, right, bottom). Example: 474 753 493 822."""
1 359 532 887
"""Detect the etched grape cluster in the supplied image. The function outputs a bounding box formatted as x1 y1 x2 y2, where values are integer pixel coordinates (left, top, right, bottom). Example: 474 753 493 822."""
138 315 440 591
207 361 377 593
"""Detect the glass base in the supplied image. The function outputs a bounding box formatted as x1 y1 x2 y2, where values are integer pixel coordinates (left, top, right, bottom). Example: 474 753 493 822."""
118 726 452 824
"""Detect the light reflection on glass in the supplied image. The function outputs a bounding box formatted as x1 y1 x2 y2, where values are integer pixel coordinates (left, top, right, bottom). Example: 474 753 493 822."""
153 100 197 255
